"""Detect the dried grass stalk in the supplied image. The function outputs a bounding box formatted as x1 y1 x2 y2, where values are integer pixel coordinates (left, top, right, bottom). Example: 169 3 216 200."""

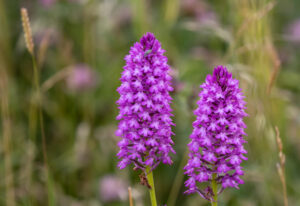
128 187 134 206
275 126 288 206
21 8 34 55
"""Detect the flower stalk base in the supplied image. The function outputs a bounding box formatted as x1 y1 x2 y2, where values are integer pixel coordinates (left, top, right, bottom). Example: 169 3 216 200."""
146 167 157 206
211 173 218 206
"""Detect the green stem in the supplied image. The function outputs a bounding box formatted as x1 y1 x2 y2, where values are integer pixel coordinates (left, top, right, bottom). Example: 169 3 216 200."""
31 55 55 206
146 167 157 206
31 55 49 170
211 173 218 206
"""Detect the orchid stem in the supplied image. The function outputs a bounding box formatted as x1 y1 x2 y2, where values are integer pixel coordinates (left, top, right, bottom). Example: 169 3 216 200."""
211 173 218 206
146 167 157 206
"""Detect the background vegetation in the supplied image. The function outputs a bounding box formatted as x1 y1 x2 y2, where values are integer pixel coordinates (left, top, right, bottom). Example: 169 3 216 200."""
0 0 300 205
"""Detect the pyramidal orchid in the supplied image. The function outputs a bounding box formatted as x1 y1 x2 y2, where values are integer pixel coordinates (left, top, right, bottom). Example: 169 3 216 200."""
116 33 175 206
184 65 247 205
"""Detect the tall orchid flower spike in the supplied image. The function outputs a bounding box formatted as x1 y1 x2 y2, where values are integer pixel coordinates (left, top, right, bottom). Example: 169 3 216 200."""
116 33 175 206
184 66 248 206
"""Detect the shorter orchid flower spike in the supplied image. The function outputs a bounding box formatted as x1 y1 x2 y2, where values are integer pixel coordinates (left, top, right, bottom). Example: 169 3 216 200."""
184 65 248 200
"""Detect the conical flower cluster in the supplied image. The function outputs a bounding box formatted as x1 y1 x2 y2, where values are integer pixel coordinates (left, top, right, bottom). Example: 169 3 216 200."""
116 33 175 171
184 66 247 197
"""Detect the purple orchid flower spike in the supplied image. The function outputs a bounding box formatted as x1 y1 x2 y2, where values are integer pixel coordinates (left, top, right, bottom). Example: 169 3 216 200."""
184 65 248 205
116 32 175 171
116 32 175 206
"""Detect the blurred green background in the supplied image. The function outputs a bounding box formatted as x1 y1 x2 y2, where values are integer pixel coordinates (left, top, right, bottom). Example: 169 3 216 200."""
0 0 300 205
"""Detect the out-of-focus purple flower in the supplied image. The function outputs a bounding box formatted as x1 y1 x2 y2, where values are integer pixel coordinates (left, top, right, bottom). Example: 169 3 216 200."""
184 66 247 198
40 0 80 8
181 0 206 17
99 175 128 202
181 0 217 23
116 33 175 171
66 64 98 91
40 0 56 8
287 19 300 43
